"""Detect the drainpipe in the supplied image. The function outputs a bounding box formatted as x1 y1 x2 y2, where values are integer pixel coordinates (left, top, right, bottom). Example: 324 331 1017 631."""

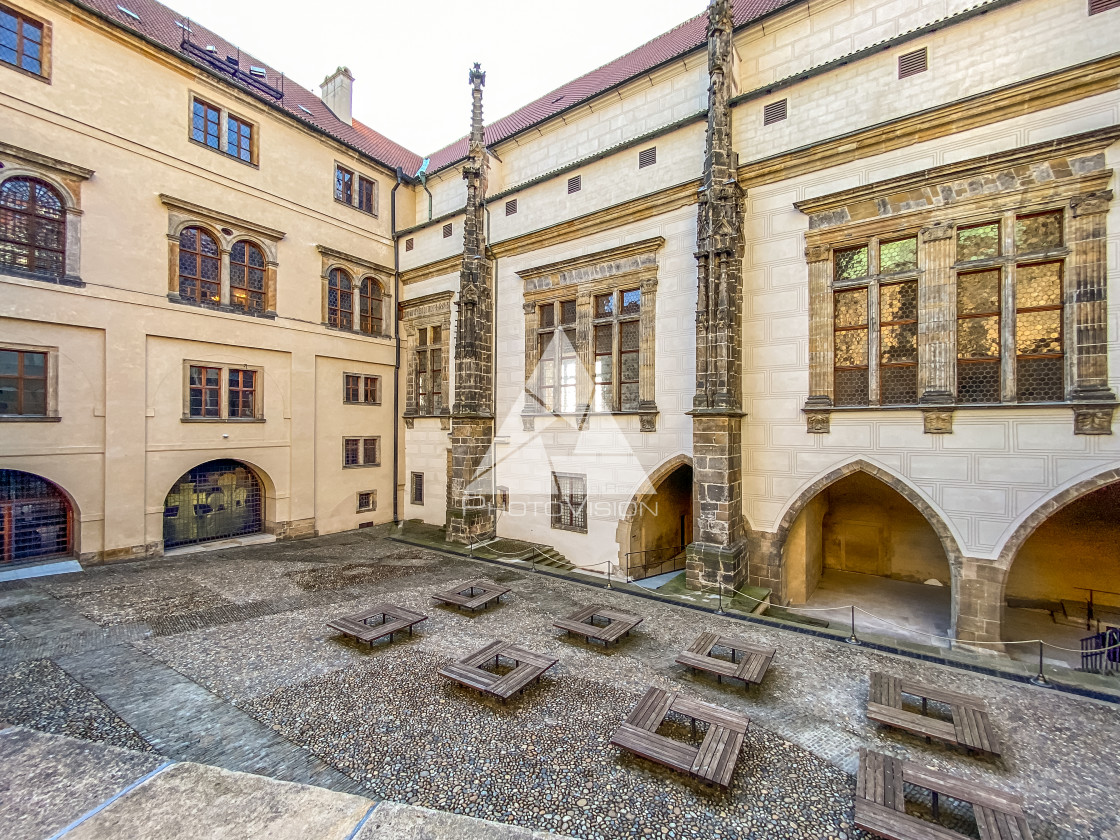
391 167 404 525
416 158 432 221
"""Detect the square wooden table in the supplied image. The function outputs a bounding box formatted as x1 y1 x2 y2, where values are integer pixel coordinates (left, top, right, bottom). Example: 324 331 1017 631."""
554 604 643 646
326 603 428 647
438 639 559 702
610 686 749 788
430 578 511 613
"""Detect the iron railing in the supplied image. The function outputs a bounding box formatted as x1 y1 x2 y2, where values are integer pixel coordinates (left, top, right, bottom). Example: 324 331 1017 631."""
625 544 686 581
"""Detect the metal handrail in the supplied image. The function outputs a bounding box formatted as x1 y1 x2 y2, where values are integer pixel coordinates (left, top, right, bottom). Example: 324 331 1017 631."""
624 544 686 580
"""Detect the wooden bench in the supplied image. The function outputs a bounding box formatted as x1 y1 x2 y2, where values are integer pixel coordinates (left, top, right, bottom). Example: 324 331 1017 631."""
867 672 1001 756
554 604 643 646
609 686 749 789
430 579 511 613
326 603 428 647
856 748 1032 840
676 631 776 691
438 639 558 702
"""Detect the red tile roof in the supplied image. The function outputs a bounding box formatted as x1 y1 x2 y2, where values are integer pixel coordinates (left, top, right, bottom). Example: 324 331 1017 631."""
69 0 424 174
423 0 796 174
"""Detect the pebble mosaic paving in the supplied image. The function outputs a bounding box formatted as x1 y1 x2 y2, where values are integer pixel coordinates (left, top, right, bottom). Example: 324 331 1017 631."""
0 531 1117 840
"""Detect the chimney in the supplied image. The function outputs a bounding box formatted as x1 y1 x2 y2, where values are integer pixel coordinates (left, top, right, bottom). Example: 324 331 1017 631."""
320 66 354 126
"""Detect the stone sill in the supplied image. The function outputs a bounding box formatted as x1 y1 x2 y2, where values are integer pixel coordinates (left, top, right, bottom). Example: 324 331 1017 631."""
0 267 84 287
0 415 62 422
166 295 276 320
322 324 394 341
343 463 381 469
814 401 1119 412
180 417 266 423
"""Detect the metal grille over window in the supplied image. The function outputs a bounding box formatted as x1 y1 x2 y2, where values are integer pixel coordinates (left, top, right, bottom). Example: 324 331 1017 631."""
638 147 657 168
957 269 1001 403
551 472 587 532
879 281 918 404
0 470 71 566
0 8 44 75
0 177 66 277
162 460 262 549
834 287 869 406
0 349 47 416
357 491 375 512
230 241 265 312
328 267 353 329
763 99 787 125
505 199 517 216
898 47 928 78
178 226 220 304
567 175 581 194
1016 260 1064 402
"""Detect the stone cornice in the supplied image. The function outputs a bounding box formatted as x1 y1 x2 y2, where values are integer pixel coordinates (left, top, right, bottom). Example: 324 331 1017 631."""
401 290 454 312
515 237 666 282
315 245 393 275
0 141 94 180
794 125 1120 216
159 194 286 241
401 255 462 286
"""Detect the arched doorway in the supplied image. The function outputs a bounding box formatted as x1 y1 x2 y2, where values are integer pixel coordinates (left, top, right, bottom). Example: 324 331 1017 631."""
163 460 263 549
1005 481 1120 651
783 470 953 641
626 462 693 580
0 470 73 566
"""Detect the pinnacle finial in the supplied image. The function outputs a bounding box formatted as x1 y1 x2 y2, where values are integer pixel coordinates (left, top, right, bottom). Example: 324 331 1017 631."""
469 62 486 88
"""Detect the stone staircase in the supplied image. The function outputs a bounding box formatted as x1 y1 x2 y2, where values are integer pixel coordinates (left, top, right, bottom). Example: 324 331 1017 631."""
477 540 575 573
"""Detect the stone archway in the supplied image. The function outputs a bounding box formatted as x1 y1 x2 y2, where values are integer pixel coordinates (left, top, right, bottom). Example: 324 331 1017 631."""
0 469 76 567
615 455 693 580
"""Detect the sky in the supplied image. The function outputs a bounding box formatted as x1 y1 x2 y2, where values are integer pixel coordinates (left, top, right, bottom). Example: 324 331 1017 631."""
162 0 705 156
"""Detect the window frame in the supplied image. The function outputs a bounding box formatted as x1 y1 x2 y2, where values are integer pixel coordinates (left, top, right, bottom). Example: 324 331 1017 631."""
327 267 354 330
414 325 445 416
177 225 222 305
229 239 266 313
356 490 376 512
181 361 264 421
410 472 424 505
551 472 587 534
343 372 382 405
359 276 385 336
342 436 381 468
188 94 259 166
0 175 67 278
0 347 48 417
333 162 378 217
0 3 50 82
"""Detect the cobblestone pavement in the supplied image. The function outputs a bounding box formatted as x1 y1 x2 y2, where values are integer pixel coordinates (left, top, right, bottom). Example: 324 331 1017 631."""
1 531 1117 839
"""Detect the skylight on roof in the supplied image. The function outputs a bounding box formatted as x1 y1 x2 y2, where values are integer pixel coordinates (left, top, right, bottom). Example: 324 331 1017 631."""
204 45 218 53
250 66 267 78
116 5 140 21
297 104 314 116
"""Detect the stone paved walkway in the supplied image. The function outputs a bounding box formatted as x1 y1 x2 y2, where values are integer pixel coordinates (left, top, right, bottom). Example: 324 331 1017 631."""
0 530 1117 840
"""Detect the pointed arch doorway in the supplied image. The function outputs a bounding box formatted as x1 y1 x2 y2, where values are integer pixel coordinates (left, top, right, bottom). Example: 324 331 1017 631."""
622 459 693 581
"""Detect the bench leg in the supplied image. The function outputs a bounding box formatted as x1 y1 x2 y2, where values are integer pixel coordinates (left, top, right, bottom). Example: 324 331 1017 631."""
932 791 940 821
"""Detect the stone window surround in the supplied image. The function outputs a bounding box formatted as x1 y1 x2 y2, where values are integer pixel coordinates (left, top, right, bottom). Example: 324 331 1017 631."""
343 372 382 405
180 359 265 422
517 237 662 432
401 290 453 425
316 245 393 339
0 142 92 285
410 472 425 505
0 1 52 83
343 436 381 468
333 159 379 217
356 490 376 512
0 340 60 422
161 194 282 317
797 127 1117 436
188 92 260 168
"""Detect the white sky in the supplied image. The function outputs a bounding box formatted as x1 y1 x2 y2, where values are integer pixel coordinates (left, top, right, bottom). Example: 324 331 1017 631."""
164 0 704 156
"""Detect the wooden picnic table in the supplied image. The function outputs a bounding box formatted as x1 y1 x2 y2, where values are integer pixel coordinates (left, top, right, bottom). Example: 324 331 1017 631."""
438 639 559 702
867 672 1001 756
326 603 428 647
856 748 1032 840
676 631 775 691
554 604 643 646
430 578 511 613
609 686 749 789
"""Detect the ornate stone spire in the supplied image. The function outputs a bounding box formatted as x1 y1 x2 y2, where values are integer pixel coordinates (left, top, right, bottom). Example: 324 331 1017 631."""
447 63 496 543
686 0 750 593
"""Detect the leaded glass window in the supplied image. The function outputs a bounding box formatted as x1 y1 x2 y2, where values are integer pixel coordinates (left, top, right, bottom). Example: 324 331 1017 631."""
0 177 65 277
178 226 220 304
230 241 265 312
956 269 1001 403
879 280 918 404
833 287 868 406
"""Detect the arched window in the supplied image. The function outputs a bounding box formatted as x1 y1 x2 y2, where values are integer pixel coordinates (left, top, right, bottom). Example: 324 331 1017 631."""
328 268 353 329
360 278 384 335
179 226 220 304
230 240 266 313
0 177 66 278
0 470 72 565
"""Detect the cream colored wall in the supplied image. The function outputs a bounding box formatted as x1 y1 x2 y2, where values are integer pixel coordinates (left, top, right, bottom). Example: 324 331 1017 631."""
0 0 401 561
739 91 1120 563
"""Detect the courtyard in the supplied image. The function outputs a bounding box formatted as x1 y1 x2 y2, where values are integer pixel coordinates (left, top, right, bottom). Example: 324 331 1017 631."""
0 529 1117 839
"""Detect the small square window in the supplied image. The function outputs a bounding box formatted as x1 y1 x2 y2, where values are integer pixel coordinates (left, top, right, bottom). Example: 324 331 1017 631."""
567 175 581 194
442 223 453 238
834 245 869 282
560 300 576 326
505 199 518 216
594 293 614 318
357 491 376 512
1 349 48 416
539 302 555 328
763 99 787 125
621 289 641 315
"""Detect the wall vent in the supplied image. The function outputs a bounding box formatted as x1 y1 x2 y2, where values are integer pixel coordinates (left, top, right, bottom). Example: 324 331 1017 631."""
898 47 928 79
1089 0 1120 13
763 99 787 125
567 175 581 194
505 199 518 216
405 238 414 252
442 223 453 238
638 147 657 169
